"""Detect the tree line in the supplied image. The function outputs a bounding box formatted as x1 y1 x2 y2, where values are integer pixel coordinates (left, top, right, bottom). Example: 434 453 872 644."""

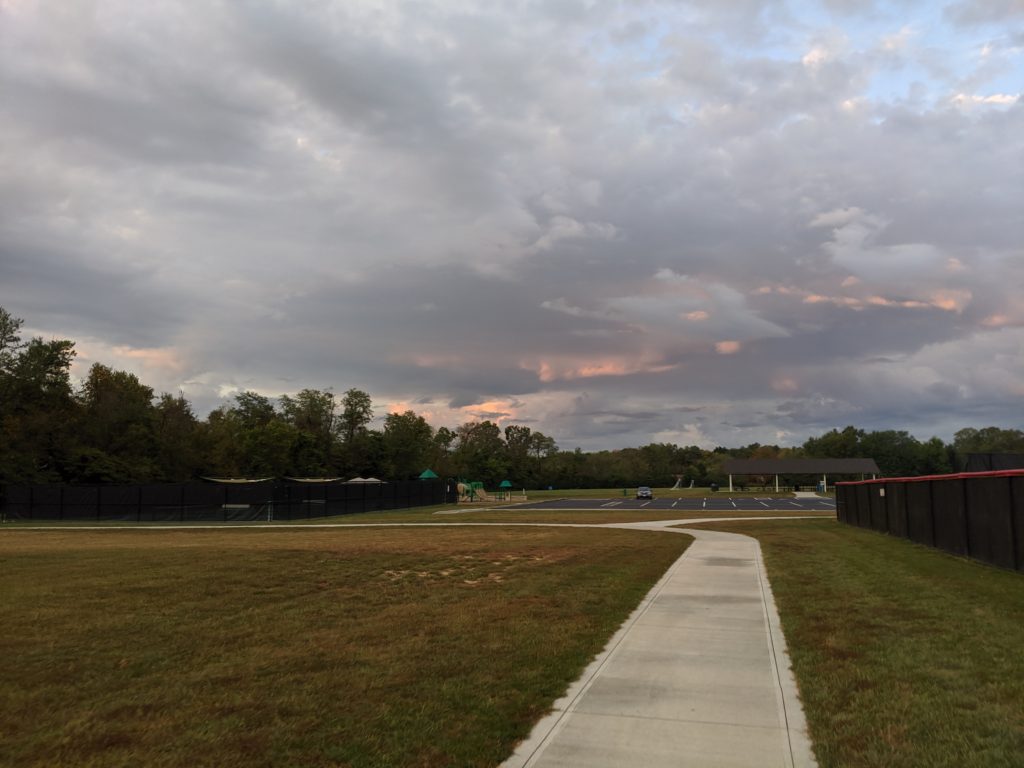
2 307 1022 488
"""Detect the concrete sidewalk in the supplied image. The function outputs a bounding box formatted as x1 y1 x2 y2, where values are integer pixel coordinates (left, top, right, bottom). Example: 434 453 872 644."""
502 523 817 768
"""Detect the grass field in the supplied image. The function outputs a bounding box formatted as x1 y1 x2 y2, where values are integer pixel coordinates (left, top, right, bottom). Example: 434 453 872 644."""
1 502 831 528
687 518 1024 768
0 526 690 768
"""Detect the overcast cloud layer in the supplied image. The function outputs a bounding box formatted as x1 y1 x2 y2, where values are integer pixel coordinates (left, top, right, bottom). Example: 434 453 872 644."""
1 0 1022 449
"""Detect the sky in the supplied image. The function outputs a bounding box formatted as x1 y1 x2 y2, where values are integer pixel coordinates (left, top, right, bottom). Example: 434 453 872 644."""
1 0 1022 451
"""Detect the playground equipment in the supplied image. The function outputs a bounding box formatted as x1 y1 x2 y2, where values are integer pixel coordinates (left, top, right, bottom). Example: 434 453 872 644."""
456 480 525 503
457 481 491 502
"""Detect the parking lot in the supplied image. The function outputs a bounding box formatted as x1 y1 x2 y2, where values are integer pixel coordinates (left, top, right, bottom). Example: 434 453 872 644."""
505 496 837 512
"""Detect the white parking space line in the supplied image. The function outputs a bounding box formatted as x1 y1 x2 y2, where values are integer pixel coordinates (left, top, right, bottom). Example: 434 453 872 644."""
789 501 802 508
730 500 737 508
641 501 650 507
671 501 678 508
702 499 707 509
601 501 621 507
759 501 769 508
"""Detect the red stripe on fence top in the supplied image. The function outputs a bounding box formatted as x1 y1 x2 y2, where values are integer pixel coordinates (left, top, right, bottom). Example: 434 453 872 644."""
836 469 1024 486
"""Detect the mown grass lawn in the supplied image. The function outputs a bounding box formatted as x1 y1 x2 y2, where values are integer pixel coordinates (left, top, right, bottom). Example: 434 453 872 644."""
687 518 1024 768
1 504 829 528
0 526 689 768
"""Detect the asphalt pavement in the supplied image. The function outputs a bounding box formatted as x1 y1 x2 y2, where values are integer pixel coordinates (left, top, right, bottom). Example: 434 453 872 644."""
504 497 836 512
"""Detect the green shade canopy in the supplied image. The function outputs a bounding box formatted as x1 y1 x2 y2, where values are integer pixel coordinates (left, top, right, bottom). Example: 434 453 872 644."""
418 469 439 479
499 480 513 488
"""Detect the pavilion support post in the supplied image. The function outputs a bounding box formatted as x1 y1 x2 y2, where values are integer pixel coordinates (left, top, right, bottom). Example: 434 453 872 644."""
823 473 828 493
775 474 779 493
728 474 733 492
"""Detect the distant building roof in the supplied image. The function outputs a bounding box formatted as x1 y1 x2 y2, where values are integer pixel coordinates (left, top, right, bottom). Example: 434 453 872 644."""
722 458 880 475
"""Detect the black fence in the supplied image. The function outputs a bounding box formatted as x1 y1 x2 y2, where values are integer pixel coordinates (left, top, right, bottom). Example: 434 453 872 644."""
836 470 1024 572
0 479 457 523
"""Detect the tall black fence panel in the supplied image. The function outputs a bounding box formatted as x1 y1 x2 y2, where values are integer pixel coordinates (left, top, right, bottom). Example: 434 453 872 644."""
932 479 968 557
100 485 141 521
1 479 450 522
965 477 1016 571
1012 477 1024 574
837 471 1024 571
4 486 31 519
868 485 888 533
905 481 934 547
885 482 908 539
854 484 871 529
836 485 850 523
61 486 100 521
31 486 62 520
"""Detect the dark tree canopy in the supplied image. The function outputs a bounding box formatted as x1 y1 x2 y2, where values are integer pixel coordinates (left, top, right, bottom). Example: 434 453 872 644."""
0 307 1016 489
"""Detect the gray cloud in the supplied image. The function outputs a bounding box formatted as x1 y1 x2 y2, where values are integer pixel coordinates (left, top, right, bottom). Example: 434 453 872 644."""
1 0 1021 450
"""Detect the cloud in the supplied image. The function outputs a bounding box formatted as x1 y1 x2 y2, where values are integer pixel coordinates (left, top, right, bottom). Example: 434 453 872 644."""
950 92 1020 108
1 0 1021 450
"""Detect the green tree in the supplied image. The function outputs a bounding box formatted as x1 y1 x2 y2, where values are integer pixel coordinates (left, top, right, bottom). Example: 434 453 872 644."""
0 334 78 483
382 411 434 479
337 388 375 474
339 388 374 444
803 426 865 459
452 421 508 485
430 426 457 478
75 363 157 480
280 389 338 474
859 430 922 476
953 427 1024 456
916 436 953 476
0 307 25 372
232 391 277 428
151 393 203 482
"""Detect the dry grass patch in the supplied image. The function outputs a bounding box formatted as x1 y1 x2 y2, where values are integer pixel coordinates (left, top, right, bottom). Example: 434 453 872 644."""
0 526 689 768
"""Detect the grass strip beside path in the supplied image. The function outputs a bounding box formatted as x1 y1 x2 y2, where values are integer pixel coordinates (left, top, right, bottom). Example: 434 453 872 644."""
0 527 689 768
686 518 1024 768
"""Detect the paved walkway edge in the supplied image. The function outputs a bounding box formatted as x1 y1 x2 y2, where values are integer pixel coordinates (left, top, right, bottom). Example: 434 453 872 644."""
502 523 819 768
750 532 816 768
501 531 699 768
